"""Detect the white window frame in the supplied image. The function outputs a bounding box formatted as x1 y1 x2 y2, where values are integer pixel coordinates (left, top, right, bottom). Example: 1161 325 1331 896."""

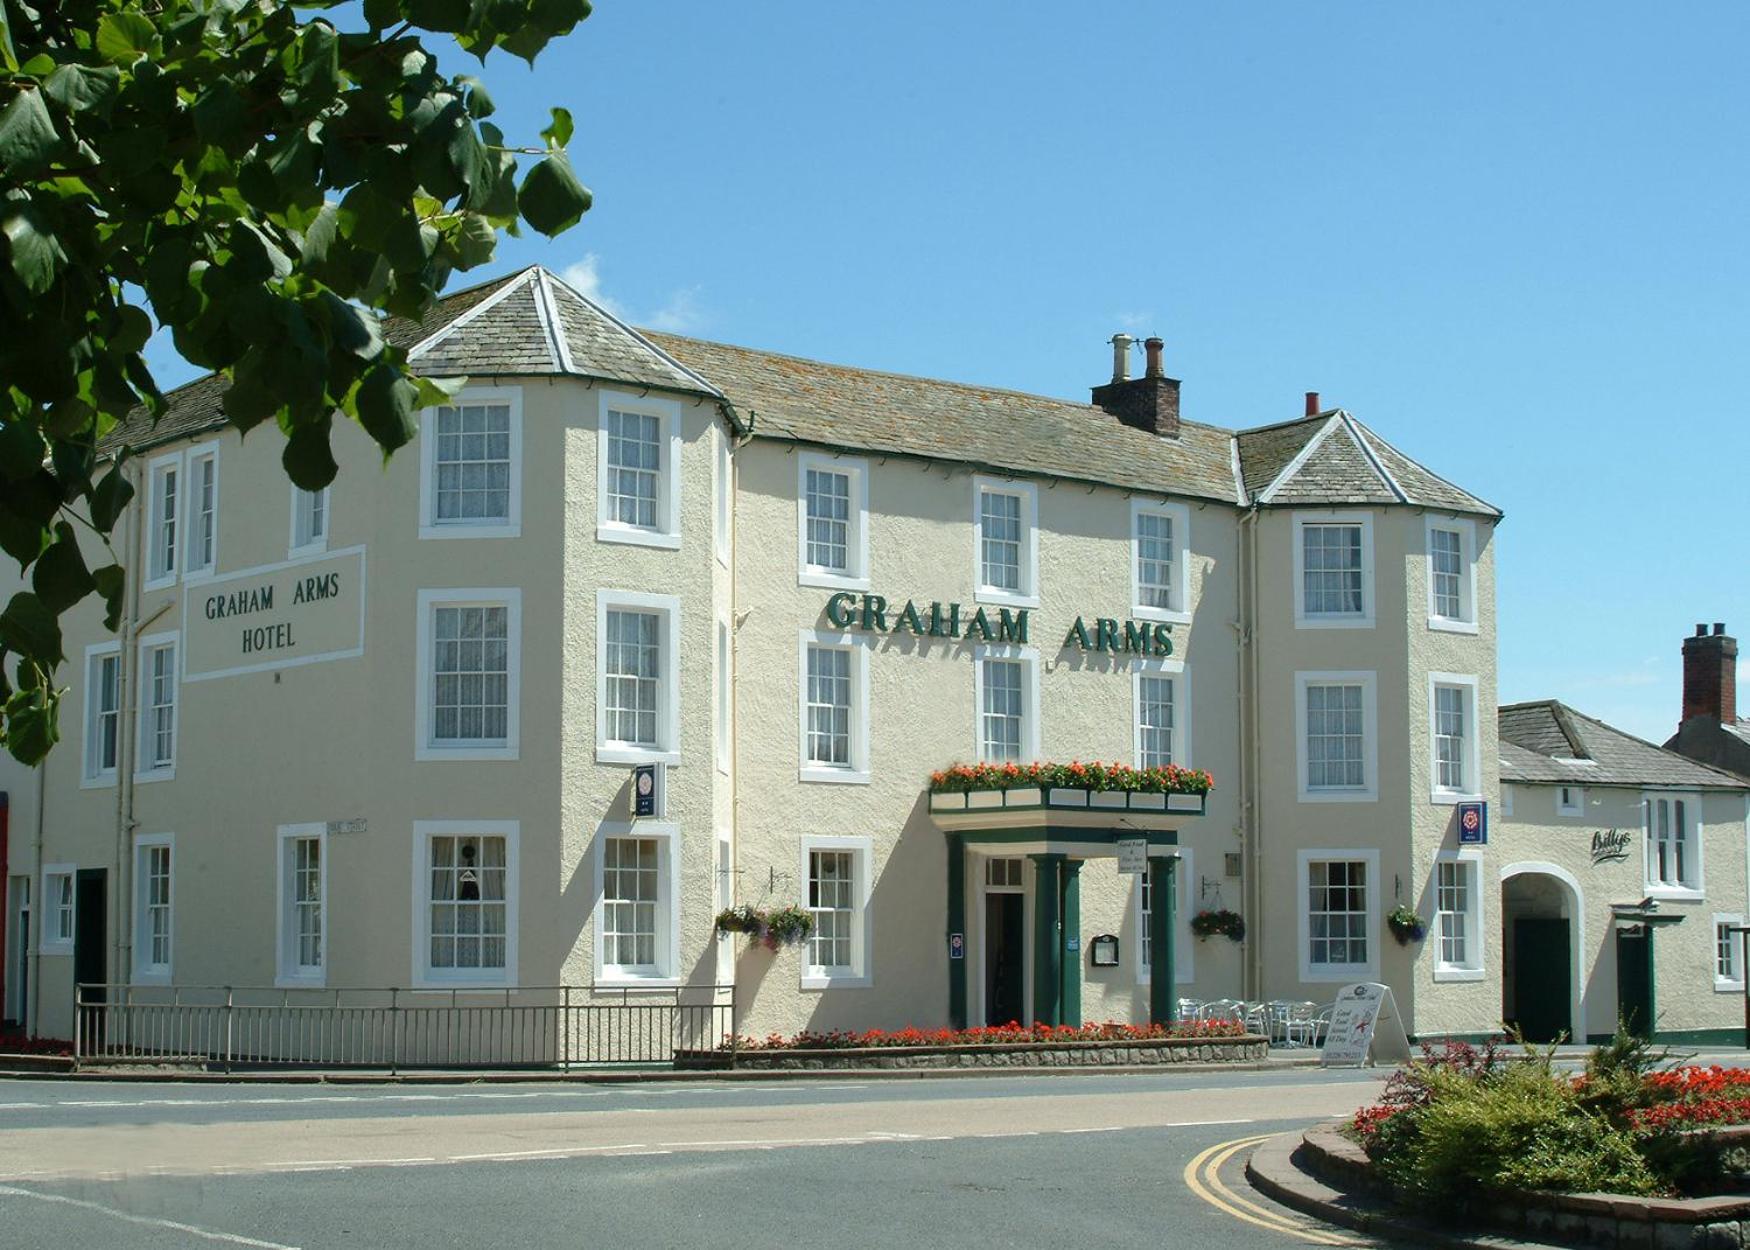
1297 848 1380 983
972 476 1040 609
1292 510 1375 629
132 831 174 985
595 590 682 766
290 484 331 557
1130 499 1192 624
183 441 219 579
796 450 871 591
81 640 122 788
1134 847 1194 987
1427 673 1482 803
1425 515 1478 634
411 820 519 989
1503 783 1515 818
716 616 732 776
972 644 1041 764
1642 791 1704 899
592 820 681 988
1432 848 1484 982
1294 670 1378 803
1132 658 1189 771
414 588 522 761
799 834 873 990
798 630 872 785
275 824 328 987
1715 912 1746 993
39 864 75 956
714 428 732 567
1557 785 1585 817
144 450 181 590
418 386 524 540
134 630 179 784
596 389 681 550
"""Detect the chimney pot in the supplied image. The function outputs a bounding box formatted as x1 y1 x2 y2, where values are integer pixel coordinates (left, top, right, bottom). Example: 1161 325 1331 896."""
1144 337 1164 379
1305 391 1320 417
1697 624 1709 637
1110 334 1134 384
1715 623 1726 636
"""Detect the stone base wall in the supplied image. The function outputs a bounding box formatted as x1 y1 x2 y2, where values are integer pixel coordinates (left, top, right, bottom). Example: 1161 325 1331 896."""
1300 1123 1750 1250
675 1035 1269 1071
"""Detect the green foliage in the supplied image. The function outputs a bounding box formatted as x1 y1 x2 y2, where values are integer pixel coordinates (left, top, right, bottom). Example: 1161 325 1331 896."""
1370 1062 1660 1205
0 0 594 762
1577 1018 1674 1125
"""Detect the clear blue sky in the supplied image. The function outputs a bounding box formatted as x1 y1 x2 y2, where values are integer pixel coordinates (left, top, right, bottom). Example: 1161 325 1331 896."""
153 3 1749 744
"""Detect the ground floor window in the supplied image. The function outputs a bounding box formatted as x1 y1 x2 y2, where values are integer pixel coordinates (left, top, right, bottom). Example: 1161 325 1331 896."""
1298 850 1377 981
1716 913 1745 991
1433 852 1484 980
278 826 326 983
593 822 679 984
41 867 74 954
1136 848 1193 985
415 822 517 986
133 834 173 983
801 836 871 989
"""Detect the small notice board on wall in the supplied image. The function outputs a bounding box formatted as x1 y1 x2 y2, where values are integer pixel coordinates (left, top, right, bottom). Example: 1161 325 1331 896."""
1319 982 1413 1068
1115 838 1148 875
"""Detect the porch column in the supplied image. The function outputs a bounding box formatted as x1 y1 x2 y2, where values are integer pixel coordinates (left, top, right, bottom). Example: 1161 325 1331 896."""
1148 853 1179 1027
1030 853 1064 1026
946 834 967 1030
1060 858 1083 1028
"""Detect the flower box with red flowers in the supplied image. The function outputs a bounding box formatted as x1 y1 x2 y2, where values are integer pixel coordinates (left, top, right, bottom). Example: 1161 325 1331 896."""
926 761 1213 816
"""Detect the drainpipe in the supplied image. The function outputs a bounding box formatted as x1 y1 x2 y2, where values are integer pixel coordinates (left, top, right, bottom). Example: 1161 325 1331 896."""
29 754 45 1034
1241 505 1264 1001
116 457 150 990
0 793 8 1023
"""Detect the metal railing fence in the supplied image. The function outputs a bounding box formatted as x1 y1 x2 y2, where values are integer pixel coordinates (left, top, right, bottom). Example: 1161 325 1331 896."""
73 984 736 1071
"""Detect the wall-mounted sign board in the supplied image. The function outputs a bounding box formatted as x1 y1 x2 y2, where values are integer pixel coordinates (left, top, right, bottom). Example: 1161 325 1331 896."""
182 547 366 682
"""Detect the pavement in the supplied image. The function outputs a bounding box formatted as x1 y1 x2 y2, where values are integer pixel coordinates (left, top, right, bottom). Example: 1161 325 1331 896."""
0 1065 1402 1249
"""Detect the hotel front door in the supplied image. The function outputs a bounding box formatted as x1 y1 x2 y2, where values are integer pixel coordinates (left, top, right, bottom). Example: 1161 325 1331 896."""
985 893 1024 1026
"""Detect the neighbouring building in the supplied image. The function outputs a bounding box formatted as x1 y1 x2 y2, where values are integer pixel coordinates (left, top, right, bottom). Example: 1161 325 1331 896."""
0 264 1743 1055
1666 624 1750 784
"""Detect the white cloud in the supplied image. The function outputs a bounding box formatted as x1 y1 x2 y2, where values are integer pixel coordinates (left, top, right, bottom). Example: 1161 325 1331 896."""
558 253 703 333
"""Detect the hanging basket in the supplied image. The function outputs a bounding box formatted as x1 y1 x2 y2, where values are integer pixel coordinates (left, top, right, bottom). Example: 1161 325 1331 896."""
715 905 815 951
1387 906 1428 945
1189 909 1246 942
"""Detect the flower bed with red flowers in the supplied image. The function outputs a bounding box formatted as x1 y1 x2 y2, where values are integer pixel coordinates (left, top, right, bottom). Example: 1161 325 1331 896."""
0 1030 72 1057
928 760 1214 795
733 1019 1245 1051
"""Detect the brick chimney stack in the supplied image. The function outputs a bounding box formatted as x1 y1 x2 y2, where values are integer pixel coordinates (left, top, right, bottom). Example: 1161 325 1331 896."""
1092 334 1181 439
1681 622 1737 725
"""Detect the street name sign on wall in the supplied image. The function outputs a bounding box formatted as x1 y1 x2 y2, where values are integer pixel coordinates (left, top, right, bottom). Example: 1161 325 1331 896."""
182 547 366 682
1319 982 1413 1068
1116 838 1148 875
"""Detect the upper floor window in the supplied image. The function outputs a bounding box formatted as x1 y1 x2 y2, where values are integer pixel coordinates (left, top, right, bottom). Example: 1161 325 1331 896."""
292 486 330 555
1296 671 1377 802
714 430 731 566
145 453 180 587
1426 516 1478 633
185 445 218 577
420 389 522 539
136 632 178 781
797 453 870 589
1293 512 1374 628
1644 793 1701 895
415 589 521 760
975 647 1039 764
82 643 121 786
1134 661 1187 771
1131 500 1191 622
972 477 1039 608
1429 674 1480 800
1557 785 1585 817
597 391 680 549
595 591 681 765
799 633 870 784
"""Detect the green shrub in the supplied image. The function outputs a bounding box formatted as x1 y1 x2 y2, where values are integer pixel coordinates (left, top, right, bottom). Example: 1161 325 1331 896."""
1372 1063 1659 1205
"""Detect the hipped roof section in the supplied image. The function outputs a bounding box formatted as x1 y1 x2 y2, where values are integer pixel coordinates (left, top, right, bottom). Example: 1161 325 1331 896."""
105 266 1498 518
1498 699 1748 791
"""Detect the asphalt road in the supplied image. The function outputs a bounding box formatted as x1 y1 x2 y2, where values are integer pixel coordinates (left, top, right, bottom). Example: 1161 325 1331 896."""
0 1068 1400 1249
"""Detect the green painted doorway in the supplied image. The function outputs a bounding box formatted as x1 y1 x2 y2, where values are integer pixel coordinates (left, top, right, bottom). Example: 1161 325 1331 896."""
1617 927 1654 1040
984 893 1025 1026
1513 918 1571 1043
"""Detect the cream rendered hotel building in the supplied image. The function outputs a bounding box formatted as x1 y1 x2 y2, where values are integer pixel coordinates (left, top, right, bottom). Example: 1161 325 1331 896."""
4 265 1744 1050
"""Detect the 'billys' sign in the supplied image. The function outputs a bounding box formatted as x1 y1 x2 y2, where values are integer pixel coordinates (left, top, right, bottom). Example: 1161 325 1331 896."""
1591 829 1632 865
823 592 1173 658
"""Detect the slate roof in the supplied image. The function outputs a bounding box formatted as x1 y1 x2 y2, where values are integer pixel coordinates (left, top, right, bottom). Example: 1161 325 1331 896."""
1235 411 1499 517
105 265 1496 519
1499 700 1748 790
644 332 1243 504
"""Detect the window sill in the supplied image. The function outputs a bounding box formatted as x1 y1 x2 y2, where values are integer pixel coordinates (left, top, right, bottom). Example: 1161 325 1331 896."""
798 569 871 593
38 944 73 958
1130 604 1192 626
1643 886 1705 903
132 968 172 986
1430 790 1483 807
1294 614 1376 631
973 587 1039 611
1298 788 1378 804
134 767 176 785
801 973 872 991
289 541 330 560
80 773 118 791
597 744 681 767
1434 966 1485 983
799 766 871 786
1427 616 1480 636
142 574 177 594
596 975 682 991
596 523 681 551
275 973 327 990
420 521 521 540
1301 966 1377 984
1715 980 1745 995
416 743 519 762
410 975 515 991
184 565 217 584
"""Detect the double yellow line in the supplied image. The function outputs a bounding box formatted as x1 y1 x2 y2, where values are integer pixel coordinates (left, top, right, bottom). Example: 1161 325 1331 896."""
1182 1134 1371 1247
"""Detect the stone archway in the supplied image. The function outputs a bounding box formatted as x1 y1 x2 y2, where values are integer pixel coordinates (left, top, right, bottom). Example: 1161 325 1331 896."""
1501 862 1586 1044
